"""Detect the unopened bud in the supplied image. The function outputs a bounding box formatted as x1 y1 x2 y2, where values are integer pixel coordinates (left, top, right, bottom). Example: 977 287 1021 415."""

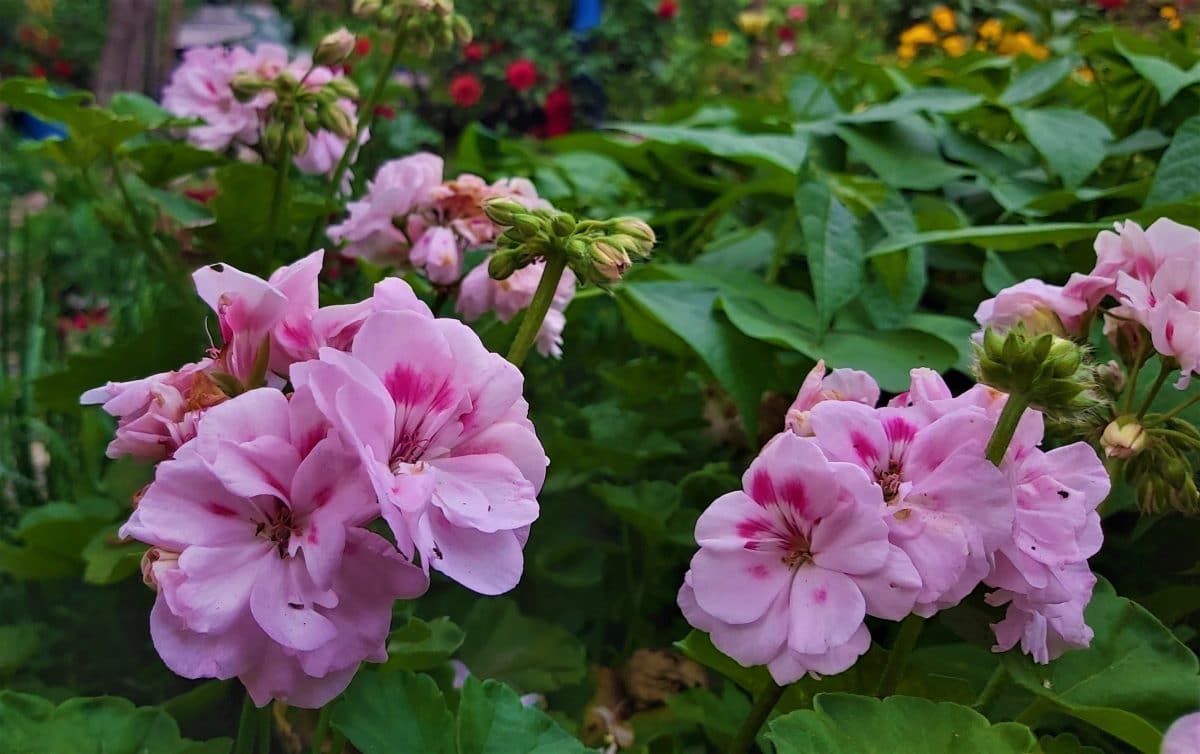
975 326 1098 414
488 250 521 280
315 28 357 66
276 71 301 91
286 118 310 157
1095 360 1126 395
591 241 632 281
1047 336 1084 378
325 77 360 99
262 121 285 158
484 198 525 227
550 212 576 236
318 102 357 139
140 547 180 591
353 0 382 17
1101 418 1146 459
231 72 267 102
613 217 655 247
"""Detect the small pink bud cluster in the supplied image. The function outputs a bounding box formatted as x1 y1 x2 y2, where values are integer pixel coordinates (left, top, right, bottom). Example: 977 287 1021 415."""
679 362 1108 684
82 251 547 708
162 44 363 178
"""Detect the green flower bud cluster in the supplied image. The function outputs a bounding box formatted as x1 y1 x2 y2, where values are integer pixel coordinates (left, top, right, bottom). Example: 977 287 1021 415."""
354 0 472 56
975 326 1101 416
484 199 655 287
1123 417 1200 514
247 68 361 160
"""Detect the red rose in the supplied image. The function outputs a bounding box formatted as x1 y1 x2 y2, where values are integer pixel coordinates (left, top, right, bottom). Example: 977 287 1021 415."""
51 59 72 78
543 85 573 137
657 0 679 20
464 42 484 62
777 25 796 42
449 73 483 107
30 63 46 78
355 35 372 56
505 58 538 92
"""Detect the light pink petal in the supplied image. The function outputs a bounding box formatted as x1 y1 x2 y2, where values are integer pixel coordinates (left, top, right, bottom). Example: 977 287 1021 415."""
250 556 339 652
786 566 866 654
150 584 263 680
742 432 840 520
171 543 270 633
678 575 789 667
452 421 548 493
769 623 871 682
856 543 921 620
810 498 889 575
426 454 539 532
422 509 524 595
689 547 790 625
123 453 260 547
694 490 767 551
240 646 359 709
808 401 888 473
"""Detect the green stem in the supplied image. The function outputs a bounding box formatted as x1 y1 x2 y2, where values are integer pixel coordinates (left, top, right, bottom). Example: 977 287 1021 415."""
310 705 332 754
729 680 785 754
233 694 258 754
1136 360 1172 420
985 394 1030 467
974 666 1007 712
505 254 567 368
766 213 795 284
266 143 292 264
1152 391 1200 425
108 153 179 288
328 729 346 754
257 704 272 754
874 614 925 698
307 32 404 250
1121 341 1151 414
1149 428 1200 447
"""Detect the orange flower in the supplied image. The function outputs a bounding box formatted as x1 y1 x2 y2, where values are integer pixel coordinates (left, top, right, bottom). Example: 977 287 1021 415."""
977 18 1003 41
931 5 956 32
1075 66 1095 84
898 42 918 63
710 28 731 46
900 22 938 46
942 34 967 57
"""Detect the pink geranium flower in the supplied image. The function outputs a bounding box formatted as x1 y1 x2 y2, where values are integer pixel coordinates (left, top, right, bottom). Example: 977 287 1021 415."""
678 432 920 683
457 258 577 358
785 359 880 436
986 562 1095 664
293 309 547 595
974 279 1090 337
327 153 445 264
1163 712 1200 754
808 400 1014 615
122 389 428 707
162 46 261 151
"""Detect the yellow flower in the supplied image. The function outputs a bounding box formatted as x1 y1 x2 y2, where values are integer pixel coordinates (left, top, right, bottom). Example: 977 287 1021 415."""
898 43 918 62
24 0 55 15
1161 5 1179 20
942 34 967 57
900 22 938 46
1030 42 1050 60
931 5 956 32
736 10 770 36
1075 66 1095 84
711 29 732 47
997 30 1044 58
977 18 1003 41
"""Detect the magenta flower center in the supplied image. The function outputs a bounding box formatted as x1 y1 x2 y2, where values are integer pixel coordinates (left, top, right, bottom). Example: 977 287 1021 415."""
878 459 904 504
390 432 432 470
781 531 813 569
255 502 298 557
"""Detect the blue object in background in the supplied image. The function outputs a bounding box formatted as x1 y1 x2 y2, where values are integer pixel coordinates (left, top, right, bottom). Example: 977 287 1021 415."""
572 0 603 33
11 110 67 141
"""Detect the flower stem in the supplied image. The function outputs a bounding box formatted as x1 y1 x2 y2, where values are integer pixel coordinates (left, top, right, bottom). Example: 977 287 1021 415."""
1136 360 1172 421
1152 391 1200 425
266 143 292 265
730 679 785 754
874 613 924 698
505 254 566 368
306 33 403 250
107 153 181 290
974 666 1007 712
257 704 272 754
985 394 1030 467
233 694 258 754
310 705 331 754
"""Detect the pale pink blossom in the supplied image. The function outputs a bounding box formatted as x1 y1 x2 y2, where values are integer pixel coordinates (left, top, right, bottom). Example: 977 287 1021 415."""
1091 219 1200 295
293 309 546 595
328 154 445 264
1163 712 1200 754
678 432 920 684
80 359 224 461
410 226 462 284
121 389 428 707
808 400 1014 615
974 279 1090 337
162 46 261 151
785 360 880 435
986 562 1095 664
457 258 577 358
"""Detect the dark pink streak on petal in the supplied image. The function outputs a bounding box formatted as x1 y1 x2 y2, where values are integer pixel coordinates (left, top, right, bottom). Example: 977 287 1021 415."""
850 431 880 466
882 415 916 446
750 563 771 579
748 469 775 506
311 487 332 509
308 523 319 544
779 478 808 515
812 586 828 605
737 517 772 542
206 502 239 517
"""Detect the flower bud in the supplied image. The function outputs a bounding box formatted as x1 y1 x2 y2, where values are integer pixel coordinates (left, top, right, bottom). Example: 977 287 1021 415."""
140 547 179 591
318 102 357 139
550 212 576 237
231 72 267 102
488 249 522 280
591 241 632 281
353 0 383 17
1101 417 1146 459
613 217 656 248
262 121 285 158
286 118 310 157
315 28 357 66
484 198 525 227
1095 360 1126 395
975 326 1099 414
275 71 301 92
325 77 360 99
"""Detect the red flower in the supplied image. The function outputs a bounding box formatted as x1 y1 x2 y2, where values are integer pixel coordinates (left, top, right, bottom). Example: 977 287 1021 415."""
374 104 396 120
449 73 483 107
777 25 796 42
43 35 62 55
51 60 72 78
657 0 679 20
183 186 219 204
464 42 484 62
355 35 372 56
16 25 36 45
542 85 573 137
30 63 46 78
339 63 353 75
505 58 538 92
1095 0 1125 8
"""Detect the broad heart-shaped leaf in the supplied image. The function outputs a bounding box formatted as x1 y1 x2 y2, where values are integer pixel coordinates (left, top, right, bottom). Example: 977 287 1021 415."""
383 616 465 672
0 691 230 754
1002 579 1200 754
999 57 1076 106
766 694 1036 754
1147 115 1200 206
796 180 865 334
457 599 586 694
606 122 809 171
1011 108 1113 188
456 677 588 754
332 671 455 754
619 281 775 442
1115 36 1200 105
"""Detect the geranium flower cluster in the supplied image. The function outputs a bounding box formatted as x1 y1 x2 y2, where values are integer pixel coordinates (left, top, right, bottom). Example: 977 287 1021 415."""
679 362 1108 684
327 153 577 357
978 219 1200 387
162 43 361 177
82 250 547 707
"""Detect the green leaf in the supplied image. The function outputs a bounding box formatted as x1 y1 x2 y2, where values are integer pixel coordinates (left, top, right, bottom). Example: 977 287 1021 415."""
1147 115 1200 206
81 524 144 585
0 499 118 580
108 92 196 129
1002 579 1200 753
124 142 224 186
836 118 971 191
457 599 586 693
674 630 771 695
1036 734 1103 754
867 222 1108 257
457 677 588 754
788 75 842 121
1115 37 1200 105
1000 57 1077 105
665 685 751 750
0 625 40 676
796 180 865 333
766 694 1036 753
1011 108 1113 188
607 123 809 171
0 691 230 754
383 616 466 672
332 671 455 754
834 88 984 124
592 480 691 545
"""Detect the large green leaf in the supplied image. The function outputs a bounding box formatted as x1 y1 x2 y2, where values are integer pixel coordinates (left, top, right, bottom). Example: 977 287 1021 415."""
674 630 772 695
1011 108 1113 188
592 480 692 545
796 180 865 333
124 142 225 187
836 118 971 191
457 678 588 754
606 123 809 171
383 615 466 672
999 57 1076 106
332 671 455 754
1036 734 1103 754
1115 37 1200 105
457 599 586 693
766 694 1035 753
1002 579 1200 753
0 692 229 754
0 499 119 580
867 222 1107 257
1147 115 1200 206
833 88 984 124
